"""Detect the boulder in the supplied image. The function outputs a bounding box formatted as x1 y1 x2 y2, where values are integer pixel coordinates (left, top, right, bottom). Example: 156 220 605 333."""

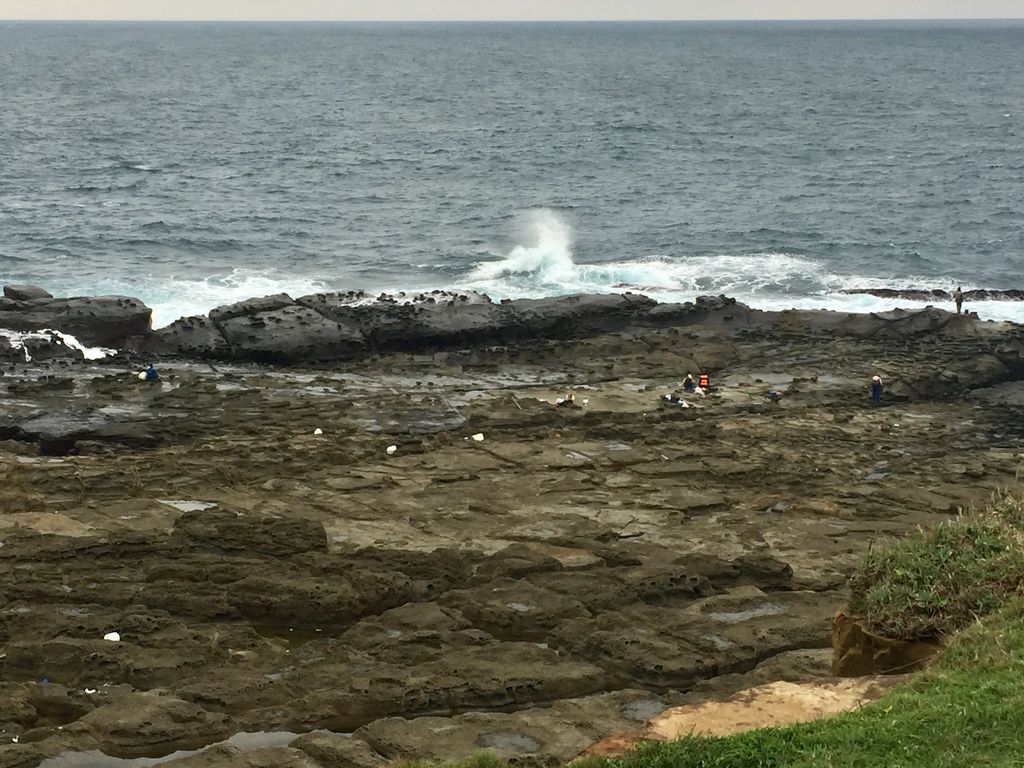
0 295 151 347
3 284 53 301
831 613 941 676
217 305 365 364
76 693 231 755
22 334 84 361
150 316 231 359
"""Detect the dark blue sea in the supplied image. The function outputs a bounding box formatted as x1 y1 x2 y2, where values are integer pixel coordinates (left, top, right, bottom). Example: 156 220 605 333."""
1 20 1023 326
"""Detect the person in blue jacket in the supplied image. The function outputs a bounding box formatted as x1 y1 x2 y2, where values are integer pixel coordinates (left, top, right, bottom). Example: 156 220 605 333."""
145 364 159 382
871 375 883 402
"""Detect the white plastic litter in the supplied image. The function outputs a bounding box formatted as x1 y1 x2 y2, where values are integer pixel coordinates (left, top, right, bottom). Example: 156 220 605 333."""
386 445 398 455
137 371 148 381
84 688 97 694
582 399 590 406
313 428 324 436
103 632 120 643
472 433 485 442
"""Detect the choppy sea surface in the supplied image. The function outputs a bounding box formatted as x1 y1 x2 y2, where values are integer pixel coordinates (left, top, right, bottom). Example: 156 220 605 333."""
1 20 1022 327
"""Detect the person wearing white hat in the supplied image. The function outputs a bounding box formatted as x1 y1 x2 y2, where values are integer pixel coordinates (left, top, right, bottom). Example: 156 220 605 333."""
871 375 883 402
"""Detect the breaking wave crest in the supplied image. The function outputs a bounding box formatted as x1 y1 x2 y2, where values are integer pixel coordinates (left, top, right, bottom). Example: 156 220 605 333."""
458 209 1024 323
9 210 1023 328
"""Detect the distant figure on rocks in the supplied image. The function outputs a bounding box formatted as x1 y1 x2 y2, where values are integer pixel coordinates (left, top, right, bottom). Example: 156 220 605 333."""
698 373 710 392
871 375 883 402
683 374 696 393
954 286 964 315
145 364 159 382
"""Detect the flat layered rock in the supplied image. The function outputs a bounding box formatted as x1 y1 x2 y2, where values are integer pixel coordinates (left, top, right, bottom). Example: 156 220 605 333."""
553 588 838 688
356 689 680 763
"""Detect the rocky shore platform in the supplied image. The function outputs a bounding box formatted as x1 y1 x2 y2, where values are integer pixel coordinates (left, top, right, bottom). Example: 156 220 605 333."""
2 288 1024 767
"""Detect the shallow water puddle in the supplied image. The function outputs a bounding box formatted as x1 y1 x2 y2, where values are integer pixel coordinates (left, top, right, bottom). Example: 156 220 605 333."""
37 731 301 767
707 602 785 624
156 500 216 513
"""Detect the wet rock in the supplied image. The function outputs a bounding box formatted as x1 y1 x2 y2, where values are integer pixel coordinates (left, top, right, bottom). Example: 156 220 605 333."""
21 334 84 361
4 284 53 302
0 295 151 347
0 335 22 362
0 408 158 455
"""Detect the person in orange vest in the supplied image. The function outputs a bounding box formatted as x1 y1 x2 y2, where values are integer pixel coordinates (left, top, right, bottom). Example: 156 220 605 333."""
698 373 710 391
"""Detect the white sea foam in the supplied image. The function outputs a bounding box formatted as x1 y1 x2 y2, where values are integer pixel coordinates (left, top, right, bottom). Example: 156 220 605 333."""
20 211 1023 328
141 270 334 328
0 329 114 360
455 209 1024 324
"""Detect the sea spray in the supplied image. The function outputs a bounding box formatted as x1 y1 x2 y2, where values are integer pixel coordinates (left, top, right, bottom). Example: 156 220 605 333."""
11 208 1024 327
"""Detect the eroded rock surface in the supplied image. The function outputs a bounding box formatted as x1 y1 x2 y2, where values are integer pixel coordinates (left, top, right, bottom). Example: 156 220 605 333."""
2 299 1023 766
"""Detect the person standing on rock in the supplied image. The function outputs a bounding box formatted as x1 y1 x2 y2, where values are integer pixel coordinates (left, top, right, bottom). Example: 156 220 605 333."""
954 286 964 315
871 375 883 403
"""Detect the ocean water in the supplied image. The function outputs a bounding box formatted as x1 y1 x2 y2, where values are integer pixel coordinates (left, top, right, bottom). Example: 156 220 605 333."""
1 20 1022 327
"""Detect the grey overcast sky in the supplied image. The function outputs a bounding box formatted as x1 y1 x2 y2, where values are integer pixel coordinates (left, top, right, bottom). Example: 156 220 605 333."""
2 0 1023 21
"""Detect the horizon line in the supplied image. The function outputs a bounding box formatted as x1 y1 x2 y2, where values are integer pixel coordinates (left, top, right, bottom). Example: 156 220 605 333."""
3 16 1024 23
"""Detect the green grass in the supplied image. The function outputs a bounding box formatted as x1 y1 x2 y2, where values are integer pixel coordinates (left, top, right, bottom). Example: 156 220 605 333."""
847 490 1024 639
